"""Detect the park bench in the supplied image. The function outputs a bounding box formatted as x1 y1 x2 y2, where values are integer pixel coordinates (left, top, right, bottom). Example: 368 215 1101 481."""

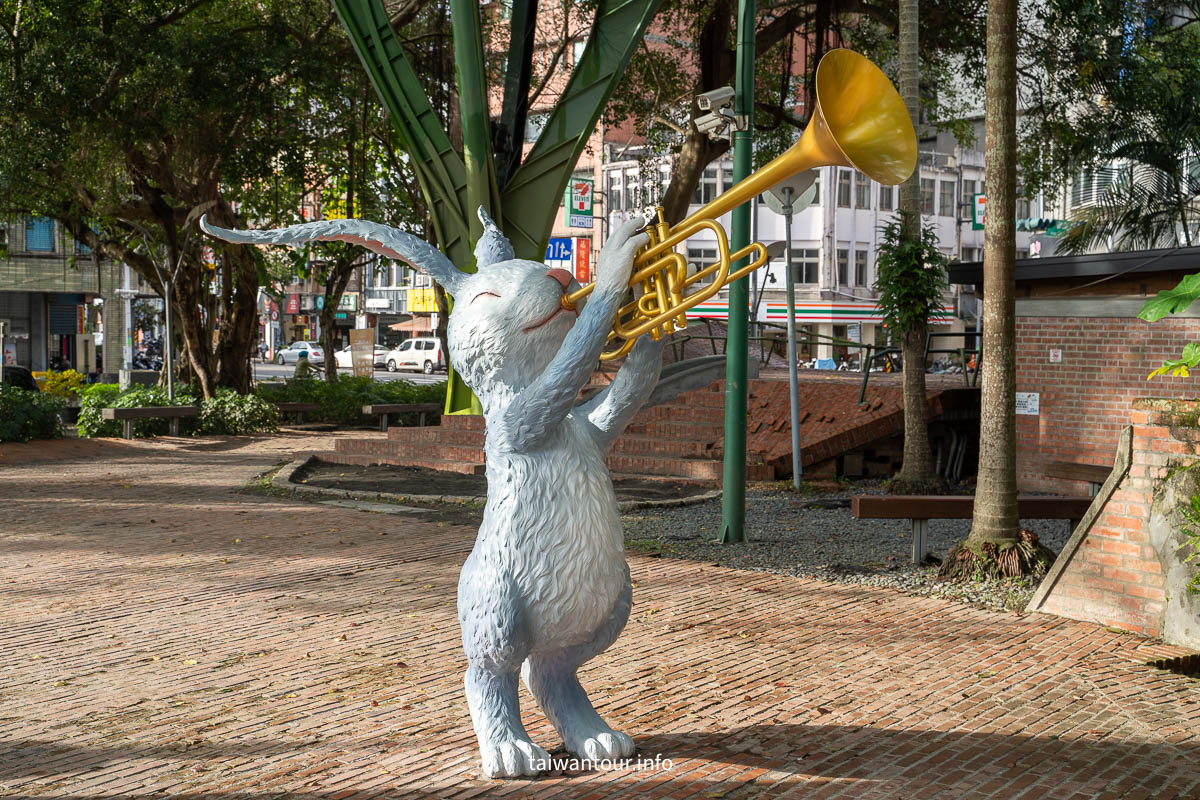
102 406 199 439
1043 460 1112 496
362 402 442 431
850 494 1094 565
275 402 321 424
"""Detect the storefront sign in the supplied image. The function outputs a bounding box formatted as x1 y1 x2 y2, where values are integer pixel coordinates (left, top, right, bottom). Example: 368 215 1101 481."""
408 287 438 313
972 194 986 230
575 237 591 283
565 178 594 228
338 293 358 311
285 294 300 314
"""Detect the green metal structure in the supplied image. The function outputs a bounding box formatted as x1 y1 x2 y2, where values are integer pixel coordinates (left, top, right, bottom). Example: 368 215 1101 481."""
720 0 756 543
331 0 662 413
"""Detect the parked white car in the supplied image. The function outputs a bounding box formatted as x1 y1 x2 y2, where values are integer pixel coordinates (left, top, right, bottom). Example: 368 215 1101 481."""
385 337 446 374
275 341 324 365
333 344 389 370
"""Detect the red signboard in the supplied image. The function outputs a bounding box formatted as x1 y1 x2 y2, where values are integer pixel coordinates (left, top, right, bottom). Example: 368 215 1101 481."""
285 294 300 315
574 237 591 284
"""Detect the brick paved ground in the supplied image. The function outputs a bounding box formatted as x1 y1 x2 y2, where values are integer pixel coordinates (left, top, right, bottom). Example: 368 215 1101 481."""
2 433 1199 799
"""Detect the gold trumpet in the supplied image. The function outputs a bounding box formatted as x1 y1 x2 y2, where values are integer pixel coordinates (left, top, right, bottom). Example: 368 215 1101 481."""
563 48 918 361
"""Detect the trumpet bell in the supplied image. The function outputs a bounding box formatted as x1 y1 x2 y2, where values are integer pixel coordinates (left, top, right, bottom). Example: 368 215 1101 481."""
809 48 917 186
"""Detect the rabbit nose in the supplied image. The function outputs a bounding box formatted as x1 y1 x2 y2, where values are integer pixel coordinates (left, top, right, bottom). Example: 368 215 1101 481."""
546 268 574 289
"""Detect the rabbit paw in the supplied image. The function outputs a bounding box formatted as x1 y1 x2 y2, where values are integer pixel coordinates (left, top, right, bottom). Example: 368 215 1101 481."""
479 736 550 779
569 728 636 761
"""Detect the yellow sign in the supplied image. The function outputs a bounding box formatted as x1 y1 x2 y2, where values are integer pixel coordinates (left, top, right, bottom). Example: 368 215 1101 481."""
408 287 438 313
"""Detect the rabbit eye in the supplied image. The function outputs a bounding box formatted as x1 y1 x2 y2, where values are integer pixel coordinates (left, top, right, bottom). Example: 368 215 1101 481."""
471 291 501 304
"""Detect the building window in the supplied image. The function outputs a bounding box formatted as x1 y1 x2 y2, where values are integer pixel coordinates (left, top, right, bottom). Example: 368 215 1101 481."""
572 39 586 65
25 216 55 252
790 248 820 284
607 172 622 212
687 246 720 284
855 172 871 209
962 246 981 262
1016 248 1029 260
693 167 717 205
836 248 849 285
962 178 978 207
855 249 868 286
920 178 935 215
837 169 852 208
623 168 638 211
879 185 894 211
939 179 956 217
1016 197 1031 218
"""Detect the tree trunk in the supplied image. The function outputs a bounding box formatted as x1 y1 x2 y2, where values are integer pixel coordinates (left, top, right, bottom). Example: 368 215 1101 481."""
943 0 1050 579
890 0 937 492
320 266 354 382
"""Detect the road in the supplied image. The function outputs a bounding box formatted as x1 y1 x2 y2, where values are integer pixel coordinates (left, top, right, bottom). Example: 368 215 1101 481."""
252 360 448 385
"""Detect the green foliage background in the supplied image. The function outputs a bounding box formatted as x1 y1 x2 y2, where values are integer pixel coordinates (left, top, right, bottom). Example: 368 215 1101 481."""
0 386 64 442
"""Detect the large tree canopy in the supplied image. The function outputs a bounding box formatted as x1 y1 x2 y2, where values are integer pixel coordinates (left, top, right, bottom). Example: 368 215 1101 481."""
0 0 395 396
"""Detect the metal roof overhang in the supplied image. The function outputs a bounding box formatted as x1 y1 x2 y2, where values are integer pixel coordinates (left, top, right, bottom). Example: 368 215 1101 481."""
947 246 1200 285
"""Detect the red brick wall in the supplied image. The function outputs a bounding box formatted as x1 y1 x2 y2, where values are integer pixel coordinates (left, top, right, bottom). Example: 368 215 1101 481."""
1015 315 1200 492
1036 400 1200 638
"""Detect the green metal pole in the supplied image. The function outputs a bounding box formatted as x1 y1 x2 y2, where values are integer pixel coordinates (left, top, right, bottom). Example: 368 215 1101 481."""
720 0 755 544
446 0 497 415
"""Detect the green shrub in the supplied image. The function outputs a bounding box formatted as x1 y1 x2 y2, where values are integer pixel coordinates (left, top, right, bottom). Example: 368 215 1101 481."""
0 386 65 442
197 388 280 435
256 377 445 426
77 384 197 438
41 369 87 400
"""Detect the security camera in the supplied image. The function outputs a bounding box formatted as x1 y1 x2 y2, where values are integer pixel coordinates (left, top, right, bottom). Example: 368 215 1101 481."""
694 111 733 141
696 86 735 112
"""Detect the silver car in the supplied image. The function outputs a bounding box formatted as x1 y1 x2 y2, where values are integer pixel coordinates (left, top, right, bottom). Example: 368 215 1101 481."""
275 341 324 365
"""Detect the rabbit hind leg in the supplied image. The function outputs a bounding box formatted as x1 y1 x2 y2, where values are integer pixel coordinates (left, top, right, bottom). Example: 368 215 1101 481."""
521 571 634 761
460 573 548 778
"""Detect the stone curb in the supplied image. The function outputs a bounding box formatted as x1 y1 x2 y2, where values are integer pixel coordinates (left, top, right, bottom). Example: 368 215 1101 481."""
270 455 722 512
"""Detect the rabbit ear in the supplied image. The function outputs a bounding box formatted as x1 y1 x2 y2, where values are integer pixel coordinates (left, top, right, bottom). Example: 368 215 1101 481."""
473 207 514 270
199 216 466 294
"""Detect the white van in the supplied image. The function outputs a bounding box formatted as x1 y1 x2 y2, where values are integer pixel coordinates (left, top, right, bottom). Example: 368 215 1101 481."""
385 337 446 374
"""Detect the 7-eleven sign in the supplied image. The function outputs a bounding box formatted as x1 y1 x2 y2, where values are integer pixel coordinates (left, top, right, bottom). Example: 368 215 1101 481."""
565 178 594 228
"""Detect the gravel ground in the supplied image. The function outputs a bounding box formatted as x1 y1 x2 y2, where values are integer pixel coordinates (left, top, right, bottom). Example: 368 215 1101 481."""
623 481 1075 613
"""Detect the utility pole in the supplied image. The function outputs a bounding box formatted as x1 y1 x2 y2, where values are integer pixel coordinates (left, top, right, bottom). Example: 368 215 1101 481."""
783 186 802 488
720 0 754 544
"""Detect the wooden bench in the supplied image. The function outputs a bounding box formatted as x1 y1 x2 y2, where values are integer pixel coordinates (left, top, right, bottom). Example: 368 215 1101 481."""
102 406 199 439
851 495 1095 565
362 402 442 431
1043 461 1112 496
275 402 321 424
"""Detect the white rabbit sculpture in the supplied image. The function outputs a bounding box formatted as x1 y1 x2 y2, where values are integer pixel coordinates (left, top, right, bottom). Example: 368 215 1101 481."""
202 208 663 778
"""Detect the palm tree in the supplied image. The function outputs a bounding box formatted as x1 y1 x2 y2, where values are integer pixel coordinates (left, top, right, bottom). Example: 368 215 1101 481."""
942 0 1052 579
1057 128 1200 254
1055 24 1200 255
888 0 943 494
